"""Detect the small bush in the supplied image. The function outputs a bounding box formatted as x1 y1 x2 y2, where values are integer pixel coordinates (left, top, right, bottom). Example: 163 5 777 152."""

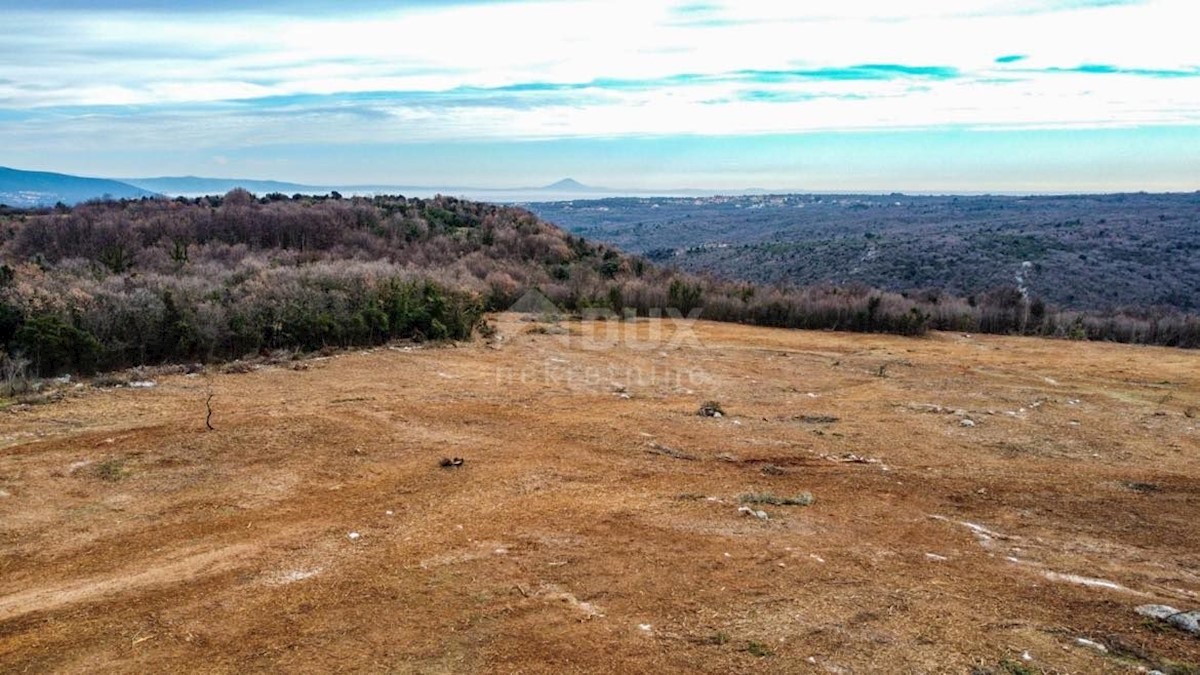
998 659 1036 675
744 641 772 658
0 351 31 397
94 458 127 482
91 373 131 388
739 492 814 507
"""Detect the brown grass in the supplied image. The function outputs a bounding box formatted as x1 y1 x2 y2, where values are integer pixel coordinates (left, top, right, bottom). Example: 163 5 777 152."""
1 314 1198 672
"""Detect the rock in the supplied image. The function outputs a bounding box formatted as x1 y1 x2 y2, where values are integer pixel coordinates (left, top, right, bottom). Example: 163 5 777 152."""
738 506 769 521
1075 638 1107 653
348 532 361 541
1136 604 1200 635
960 419 976 427
1137 604 1180 620
1169 611 1200 634
128 380 157 389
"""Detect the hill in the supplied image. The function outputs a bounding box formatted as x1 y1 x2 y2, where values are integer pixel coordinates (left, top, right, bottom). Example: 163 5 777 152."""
529 193 1200 313
124 175 325 197
541 177 599 192
1 316 1198 671
1 192 1196 380
0 166 158 207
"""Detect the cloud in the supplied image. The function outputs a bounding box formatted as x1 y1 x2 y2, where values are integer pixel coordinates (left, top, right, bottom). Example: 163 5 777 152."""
0 0 1197 173
0 0 533 14
671 2 722 13
741 65 961 82
1048 64 1200 78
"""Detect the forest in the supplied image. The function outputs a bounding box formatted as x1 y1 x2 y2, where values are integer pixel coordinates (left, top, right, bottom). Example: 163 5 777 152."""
530 192 1200 312
1 191 1197 382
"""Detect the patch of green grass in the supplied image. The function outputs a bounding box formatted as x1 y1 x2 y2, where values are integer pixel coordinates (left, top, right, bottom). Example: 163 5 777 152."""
95 458 127 482
1160 662 1200 675
1140 617 1168 633
744 641 772 658
739 491 814 507
998 658 1035 675
703 631 729 646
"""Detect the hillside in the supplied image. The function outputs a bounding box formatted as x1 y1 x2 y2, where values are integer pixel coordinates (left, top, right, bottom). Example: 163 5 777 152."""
529 193 1200 313
124 176 325 197
1 316 1198 672
1 192 1198 382
0 167 158 208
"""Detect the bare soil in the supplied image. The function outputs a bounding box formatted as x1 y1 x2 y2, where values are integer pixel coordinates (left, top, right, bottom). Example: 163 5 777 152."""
2 315 1198 673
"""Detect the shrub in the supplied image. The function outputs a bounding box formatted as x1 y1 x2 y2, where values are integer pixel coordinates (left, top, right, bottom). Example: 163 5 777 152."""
0 350 30 396
739 492 814 507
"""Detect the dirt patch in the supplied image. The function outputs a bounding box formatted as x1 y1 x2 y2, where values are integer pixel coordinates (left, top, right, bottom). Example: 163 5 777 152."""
1 315 1198 672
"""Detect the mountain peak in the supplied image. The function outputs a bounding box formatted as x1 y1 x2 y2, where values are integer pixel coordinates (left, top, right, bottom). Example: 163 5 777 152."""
542 178 590 191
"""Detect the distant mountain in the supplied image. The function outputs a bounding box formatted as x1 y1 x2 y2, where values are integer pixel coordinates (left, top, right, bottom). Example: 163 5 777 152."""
1 166 778 209
124 176 326 197
0 166 158 208
540 178 598 192
125 174 758 203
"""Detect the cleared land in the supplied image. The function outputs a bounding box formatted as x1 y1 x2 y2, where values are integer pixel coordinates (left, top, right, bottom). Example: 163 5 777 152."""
2 315 1198 673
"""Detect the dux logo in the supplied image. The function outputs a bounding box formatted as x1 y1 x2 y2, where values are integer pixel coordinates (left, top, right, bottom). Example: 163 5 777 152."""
506 290 705 352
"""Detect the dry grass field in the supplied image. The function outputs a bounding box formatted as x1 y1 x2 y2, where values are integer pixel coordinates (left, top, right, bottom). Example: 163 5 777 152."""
2 314 1198 673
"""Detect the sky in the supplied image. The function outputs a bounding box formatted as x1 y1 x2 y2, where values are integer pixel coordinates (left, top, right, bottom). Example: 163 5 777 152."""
1 0 1198 192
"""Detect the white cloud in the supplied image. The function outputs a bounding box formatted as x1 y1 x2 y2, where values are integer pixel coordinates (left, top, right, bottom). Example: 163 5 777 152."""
0 0 1196 146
